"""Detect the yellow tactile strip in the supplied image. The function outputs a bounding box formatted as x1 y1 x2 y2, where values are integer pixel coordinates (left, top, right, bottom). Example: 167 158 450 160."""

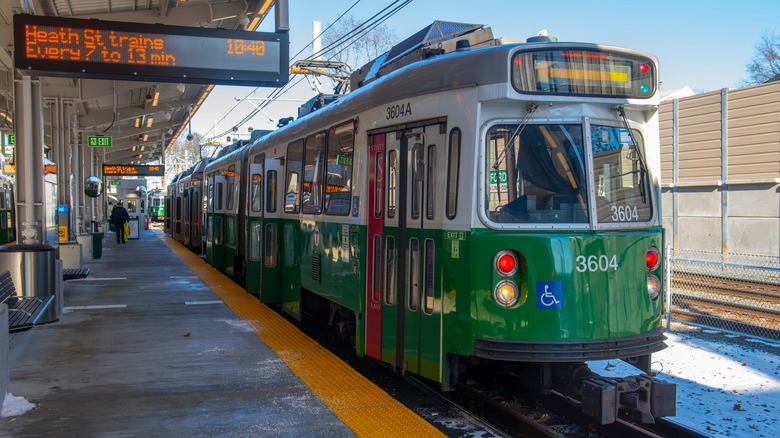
162 235 444 437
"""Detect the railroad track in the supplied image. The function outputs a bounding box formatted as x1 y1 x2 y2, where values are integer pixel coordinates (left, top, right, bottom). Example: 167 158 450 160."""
670 271 780 338
425 374 709 438
673 272 780 303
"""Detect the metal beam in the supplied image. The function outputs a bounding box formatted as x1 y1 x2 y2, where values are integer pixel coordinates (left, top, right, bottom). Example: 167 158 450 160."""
79 80 157 102
78 98 196 127
105 148 160 160
83 2 260 27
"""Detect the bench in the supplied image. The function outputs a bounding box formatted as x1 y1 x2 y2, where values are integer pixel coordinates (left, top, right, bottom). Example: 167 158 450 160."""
0 270 55 332
63 268 90 280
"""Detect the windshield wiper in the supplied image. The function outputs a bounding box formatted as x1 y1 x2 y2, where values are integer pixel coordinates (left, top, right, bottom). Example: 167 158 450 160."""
492 103 538 170
616 106 648 203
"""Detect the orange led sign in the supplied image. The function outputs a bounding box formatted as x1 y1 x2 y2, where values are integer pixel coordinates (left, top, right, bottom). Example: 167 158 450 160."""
103 164 164 176
14 14 289 86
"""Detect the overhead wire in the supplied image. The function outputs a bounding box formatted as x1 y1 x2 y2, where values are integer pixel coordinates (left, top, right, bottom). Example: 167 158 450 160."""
309 0 413 61
237 0 412 124
202 0 413 142
201 0 364 141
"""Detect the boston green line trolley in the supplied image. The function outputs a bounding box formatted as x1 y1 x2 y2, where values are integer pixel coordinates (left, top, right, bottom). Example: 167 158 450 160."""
168 22 675 424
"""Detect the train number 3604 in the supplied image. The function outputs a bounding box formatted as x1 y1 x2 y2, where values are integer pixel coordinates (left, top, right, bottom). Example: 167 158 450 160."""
611 205 639 222
576 255 619 272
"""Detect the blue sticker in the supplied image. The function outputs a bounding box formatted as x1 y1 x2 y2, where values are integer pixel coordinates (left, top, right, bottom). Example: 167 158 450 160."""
352 196 360 217
536 281 564 310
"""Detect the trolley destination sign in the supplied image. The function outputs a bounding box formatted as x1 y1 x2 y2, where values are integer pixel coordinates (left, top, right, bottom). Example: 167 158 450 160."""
13 14 289 86
103 164 164 176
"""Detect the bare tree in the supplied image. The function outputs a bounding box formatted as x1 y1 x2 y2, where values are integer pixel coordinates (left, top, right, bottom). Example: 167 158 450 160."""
321 15 398 71
743 32 780 86
165 132 203 178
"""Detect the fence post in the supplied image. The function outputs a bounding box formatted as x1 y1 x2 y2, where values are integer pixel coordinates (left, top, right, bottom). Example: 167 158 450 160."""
665 245 672 331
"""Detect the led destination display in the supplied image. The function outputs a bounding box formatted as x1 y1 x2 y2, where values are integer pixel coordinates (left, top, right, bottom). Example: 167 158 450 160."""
103 164 164 176
14 14 289 86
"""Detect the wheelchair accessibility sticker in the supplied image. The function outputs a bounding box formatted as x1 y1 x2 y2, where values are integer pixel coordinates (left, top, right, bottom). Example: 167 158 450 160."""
536 281 564 310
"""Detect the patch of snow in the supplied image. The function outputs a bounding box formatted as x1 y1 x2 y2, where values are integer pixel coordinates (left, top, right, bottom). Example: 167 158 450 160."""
589 328 780 437
1 393 36 418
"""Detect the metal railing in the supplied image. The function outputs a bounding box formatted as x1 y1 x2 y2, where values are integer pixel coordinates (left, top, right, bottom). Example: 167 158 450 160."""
665 247 780 340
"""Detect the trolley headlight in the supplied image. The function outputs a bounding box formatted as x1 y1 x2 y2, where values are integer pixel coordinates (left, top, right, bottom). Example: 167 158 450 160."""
494 280 519 307
646 274 661 300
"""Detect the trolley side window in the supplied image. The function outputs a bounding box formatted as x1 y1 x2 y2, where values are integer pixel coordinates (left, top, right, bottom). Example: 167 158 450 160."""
411 143 423 220
251 173 263 213
251 153 265 213
446 128 461 220
250 222 261 261
265 223 277 267
325 122 354 216
207 178 214 211
302 132 326 215
267 170 277 213
215 180 224 211
387 150 397 219
423 239 435 314
408 238 419 311
284 141 303 213
214 216 223 245
183 191 189 218
426 145 436 220
226 164 237 212
385 236 396 305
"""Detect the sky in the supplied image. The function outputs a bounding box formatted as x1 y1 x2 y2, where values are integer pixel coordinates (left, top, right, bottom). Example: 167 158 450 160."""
189 0 780 143
5 323 780 437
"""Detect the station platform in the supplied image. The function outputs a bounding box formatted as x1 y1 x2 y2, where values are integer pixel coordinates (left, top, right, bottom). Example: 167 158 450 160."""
1 227 484 436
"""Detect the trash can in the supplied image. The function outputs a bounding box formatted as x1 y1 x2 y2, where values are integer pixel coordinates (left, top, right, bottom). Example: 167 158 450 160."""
92 232 104 259
0 244 58 324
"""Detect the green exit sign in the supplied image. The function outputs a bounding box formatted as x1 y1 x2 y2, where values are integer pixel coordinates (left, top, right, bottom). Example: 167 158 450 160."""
88 136 112 147
6 134 13 145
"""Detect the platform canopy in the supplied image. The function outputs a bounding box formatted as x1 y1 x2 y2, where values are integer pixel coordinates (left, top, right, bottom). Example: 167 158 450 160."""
0 0 284 165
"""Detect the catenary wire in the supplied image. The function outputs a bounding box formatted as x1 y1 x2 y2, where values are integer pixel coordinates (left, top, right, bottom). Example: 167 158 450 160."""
202 0 413 142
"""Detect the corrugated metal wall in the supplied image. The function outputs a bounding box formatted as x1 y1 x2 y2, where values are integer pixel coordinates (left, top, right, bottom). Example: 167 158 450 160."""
728 83 780 181
661 81 780 185
660 80 780 258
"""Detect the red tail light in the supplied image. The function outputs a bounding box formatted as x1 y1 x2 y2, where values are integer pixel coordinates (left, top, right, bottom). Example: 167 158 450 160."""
646 247 660 270
495 251 518 276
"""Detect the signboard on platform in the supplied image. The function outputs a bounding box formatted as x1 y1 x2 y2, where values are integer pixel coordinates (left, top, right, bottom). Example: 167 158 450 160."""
14 14 289 87
102 164 164 176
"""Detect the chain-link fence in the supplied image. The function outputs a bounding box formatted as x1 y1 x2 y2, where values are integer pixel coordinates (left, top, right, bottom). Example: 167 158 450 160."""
666 247 780 340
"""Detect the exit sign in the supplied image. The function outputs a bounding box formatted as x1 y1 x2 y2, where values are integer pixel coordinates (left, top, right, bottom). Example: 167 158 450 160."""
6 134 13 145
88 136 112 147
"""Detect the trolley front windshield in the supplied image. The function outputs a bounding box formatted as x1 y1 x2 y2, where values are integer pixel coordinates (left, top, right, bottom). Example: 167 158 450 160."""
487 123 588 224
485 123 651 225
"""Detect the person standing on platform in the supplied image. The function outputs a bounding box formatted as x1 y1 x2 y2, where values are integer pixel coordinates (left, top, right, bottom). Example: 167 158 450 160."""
109 201 130 244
